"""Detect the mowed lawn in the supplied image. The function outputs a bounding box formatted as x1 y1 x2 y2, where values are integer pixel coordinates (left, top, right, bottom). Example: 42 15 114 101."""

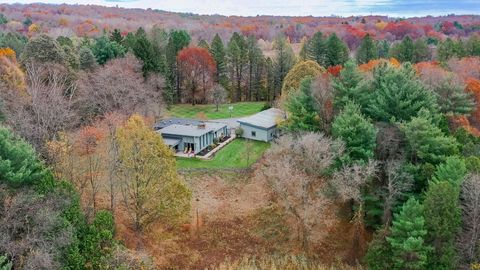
169 102 265 119
176 139 270 169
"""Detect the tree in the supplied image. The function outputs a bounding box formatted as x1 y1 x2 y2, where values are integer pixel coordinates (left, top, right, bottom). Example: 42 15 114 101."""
283 78 320 132
79 46 96 70
437 38 465 62
412 39 430 63
260 133 342 250
389 35 414 63
307 31 327 67
210 33 228 88
457 173 480 267
210 84 227 111
0 126 47 187
387 198 430 270
116 115 191 230
424 181 461 269
402 112 459 165
273 34 296 98
177 47 216 105
0 254 12 270
356 34 378 64
325 33 349 67
245 36 263 101
435 78 475 115
166 30 191 103
76 54 164 123
91 36 126 65
227 32 247 101
377 40 390 58
0 32 27 56
281 60 324 96
332 59 364 110
130 27 162 76
109 28 123 44
363 63 438 122
432 156 467 189
20 34 66 66
465 34 480 57
332 101 377 164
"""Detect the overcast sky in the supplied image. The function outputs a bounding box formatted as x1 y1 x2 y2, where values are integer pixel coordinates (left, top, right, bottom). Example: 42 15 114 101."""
3 0 480 17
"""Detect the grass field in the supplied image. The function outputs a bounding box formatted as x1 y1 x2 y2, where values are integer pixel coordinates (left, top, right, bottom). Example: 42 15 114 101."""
176 139 270 169
169 102 266 119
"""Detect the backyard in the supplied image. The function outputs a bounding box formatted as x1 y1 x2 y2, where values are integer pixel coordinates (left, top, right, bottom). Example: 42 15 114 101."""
169 102 266 119
177 139 270 169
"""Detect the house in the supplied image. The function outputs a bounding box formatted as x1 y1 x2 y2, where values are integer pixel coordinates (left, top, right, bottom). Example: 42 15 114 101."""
237 108 285 142
156 120 228 154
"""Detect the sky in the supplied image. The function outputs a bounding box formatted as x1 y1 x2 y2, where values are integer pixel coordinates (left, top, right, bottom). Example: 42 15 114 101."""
3 0 480 17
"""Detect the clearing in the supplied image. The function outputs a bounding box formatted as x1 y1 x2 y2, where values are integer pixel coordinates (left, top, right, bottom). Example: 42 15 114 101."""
177 139 270 169
169 102 265 119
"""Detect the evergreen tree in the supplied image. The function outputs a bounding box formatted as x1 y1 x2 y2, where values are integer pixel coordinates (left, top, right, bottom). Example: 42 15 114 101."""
197 39 210 50
307 31 327 66
465 34 480 56
245 36 263 101
413 38 430 63
0 32 28 56
357 34 378 64
210 33 228 88
227 32 248 101
332 101 377 163
364 63 438 122
390 35 415 63
273 34 296 99
0 126 48 187
431 77 475 116
325 33 349 66
131 27 162 76
283 78 320 132
109 29 123 44
365 229 394 270
79 46 96 70
333 60 365 110
166 30 191 103
402 112 459 165
90 36 126 65
424 182 461 269
387 198 430 270
377 40 390 58
432 156 467 189
437 38 465 62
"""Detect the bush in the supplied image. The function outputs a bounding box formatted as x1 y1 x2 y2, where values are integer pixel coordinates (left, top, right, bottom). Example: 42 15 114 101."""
235 127 244 137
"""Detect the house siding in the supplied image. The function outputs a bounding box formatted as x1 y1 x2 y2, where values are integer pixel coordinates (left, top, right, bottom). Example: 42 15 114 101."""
240 123 269 142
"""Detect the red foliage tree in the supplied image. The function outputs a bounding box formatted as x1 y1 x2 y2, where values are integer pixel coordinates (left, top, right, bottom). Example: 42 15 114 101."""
177 47 217 105
327 65 342 77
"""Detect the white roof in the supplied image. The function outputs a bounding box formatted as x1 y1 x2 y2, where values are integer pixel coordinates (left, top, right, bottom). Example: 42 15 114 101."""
238 108 285 129
158 121 227 137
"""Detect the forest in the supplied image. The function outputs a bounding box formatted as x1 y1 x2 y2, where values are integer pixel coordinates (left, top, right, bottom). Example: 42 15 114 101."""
1 2 480 269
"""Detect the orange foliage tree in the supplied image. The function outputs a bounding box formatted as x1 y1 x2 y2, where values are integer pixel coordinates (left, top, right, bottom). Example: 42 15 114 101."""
466 78 480 128
177 47 216 105
358 58 400 73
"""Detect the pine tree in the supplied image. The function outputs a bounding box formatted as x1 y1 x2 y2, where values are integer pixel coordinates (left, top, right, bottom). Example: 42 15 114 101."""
364 63 438 122
389 35 415 63
333 59 365 110
210 33 228 88
332 101 377 163
245 36 263 101
325 33 349 67
413 38 430 63
166 30 191 103
377 40 390 58
357 34 378 64
307 31 327 66
465 34 480 56
109 29 123 44
273 34 296 99
387 198 430 270
432 156 467 189
227 32 248 101
131 27 162 76
283 78 320 132
431 77 475 116
197 39 210 50
79 46 96 70
402 112 459 165
437 38 465 62
424 181 461 269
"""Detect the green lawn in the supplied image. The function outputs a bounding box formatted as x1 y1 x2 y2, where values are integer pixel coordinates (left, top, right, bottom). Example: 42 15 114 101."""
169 102 266 119
176 139 270 169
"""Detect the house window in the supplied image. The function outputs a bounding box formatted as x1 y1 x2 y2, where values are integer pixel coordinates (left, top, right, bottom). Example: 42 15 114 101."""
251 131 256 137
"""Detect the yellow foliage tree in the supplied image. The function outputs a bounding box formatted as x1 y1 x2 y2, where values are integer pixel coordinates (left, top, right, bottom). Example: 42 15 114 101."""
116 114 191 231
0 48 26 91
281 60 325 96
28 23 40 35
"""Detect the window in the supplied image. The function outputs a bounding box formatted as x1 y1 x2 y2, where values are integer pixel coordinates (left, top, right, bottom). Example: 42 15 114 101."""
251 131 256 137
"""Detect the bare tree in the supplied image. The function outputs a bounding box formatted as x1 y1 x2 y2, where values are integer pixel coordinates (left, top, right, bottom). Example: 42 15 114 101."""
311 73 334 133
10 62 76 152
458 173 480 268
380 160 413 226
209 84 227 111
260 133 342 251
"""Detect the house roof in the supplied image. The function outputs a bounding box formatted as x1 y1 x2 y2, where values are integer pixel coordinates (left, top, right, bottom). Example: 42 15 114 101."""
237 108 285 129
163 138 181 147
158 121 227 137
154 118 202 130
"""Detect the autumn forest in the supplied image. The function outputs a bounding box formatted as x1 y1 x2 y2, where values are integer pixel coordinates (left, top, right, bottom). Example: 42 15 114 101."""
1 2 480 270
